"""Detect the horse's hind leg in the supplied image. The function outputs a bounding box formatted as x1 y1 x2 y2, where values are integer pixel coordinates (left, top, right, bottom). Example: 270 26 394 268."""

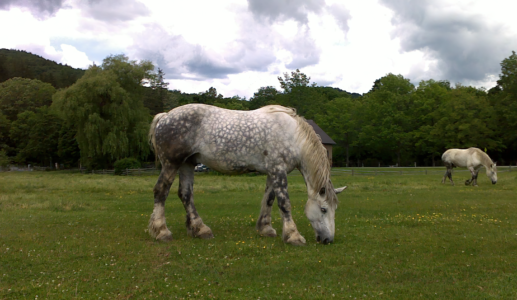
256 175 277 237
441 169 448 184
149 163 178 241
178 162 213 239
447 169 454 185
442 164 454 185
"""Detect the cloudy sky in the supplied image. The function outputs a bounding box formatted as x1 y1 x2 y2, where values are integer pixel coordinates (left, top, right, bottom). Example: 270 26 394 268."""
1 0 516 98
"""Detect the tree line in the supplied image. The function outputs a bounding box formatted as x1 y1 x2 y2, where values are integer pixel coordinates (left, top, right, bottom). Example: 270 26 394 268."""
0 49 85 89
0 50 516 169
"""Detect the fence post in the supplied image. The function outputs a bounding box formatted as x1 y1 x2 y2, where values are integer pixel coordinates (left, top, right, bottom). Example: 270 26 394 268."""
126 168 128 176
352 169 354 176
425 169 427 175
399 170 402 175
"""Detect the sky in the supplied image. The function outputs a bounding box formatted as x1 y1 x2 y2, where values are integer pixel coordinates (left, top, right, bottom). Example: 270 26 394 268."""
1 0 517 98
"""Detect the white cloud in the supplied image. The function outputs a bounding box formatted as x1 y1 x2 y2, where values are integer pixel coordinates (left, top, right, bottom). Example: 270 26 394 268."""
59 44 92 69
1 0 516 97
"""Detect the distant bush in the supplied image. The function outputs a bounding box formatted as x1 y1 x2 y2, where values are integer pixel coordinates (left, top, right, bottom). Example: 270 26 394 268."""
114 158 141 175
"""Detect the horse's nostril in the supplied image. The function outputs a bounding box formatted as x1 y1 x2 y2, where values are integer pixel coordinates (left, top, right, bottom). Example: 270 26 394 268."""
317 236 321 242
323 238 330 244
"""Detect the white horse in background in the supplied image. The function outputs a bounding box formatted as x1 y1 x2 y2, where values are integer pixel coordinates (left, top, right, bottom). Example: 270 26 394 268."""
148 104 347 245
441 147 497 186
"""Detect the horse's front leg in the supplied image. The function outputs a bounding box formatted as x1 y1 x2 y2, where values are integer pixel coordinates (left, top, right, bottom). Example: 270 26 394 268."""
256 175 277 237
178 163 213 239
149 164 177 241
470 167 479 186
465 167 477 186
272 170 306 246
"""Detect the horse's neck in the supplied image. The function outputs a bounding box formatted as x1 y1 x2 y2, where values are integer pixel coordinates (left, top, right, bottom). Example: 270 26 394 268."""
477 152 493 168
299 164 316 194
298 158 325 195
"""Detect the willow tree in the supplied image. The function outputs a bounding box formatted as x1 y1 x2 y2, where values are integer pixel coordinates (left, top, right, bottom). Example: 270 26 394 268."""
52 55 153 168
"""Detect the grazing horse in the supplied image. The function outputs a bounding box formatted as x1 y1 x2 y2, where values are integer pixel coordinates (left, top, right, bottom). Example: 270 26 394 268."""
441 148 497 186
148 104 347 245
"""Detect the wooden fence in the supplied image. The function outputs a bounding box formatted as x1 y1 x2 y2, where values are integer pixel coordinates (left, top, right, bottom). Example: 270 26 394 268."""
79 167 160 176
5 165 514 177
330 166 514 176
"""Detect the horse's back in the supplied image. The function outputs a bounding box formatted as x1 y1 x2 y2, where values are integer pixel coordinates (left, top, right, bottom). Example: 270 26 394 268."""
153 104 300 172
442 148 483 168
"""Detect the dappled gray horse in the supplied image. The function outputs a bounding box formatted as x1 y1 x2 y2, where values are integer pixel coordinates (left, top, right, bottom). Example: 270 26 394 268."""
441 147 497 186
148 104 347 245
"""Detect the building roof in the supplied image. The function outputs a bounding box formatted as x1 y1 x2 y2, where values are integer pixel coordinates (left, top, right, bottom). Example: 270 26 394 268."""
306 120 336 145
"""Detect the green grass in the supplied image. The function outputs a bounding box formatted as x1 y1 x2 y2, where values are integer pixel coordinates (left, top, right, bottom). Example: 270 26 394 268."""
1 169 516 299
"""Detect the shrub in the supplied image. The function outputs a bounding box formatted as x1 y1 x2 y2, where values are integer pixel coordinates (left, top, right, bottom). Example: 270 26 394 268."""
114 157 141 175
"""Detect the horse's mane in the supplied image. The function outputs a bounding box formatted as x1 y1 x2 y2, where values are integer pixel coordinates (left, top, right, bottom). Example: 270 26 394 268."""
469 147 494 167
263 105 338 208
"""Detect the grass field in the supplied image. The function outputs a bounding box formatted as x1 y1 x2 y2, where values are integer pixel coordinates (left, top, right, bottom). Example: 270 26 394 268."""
1 168 516 299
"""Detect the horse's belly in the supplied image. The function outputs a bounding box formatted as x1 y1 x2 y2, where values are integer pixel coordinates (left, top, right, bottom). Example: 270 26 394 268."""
194 151 267 174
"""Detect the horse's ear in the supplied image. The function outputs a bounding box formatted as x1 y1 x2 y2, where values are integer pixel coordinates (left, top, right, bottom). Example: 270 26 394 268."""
334 186 347 194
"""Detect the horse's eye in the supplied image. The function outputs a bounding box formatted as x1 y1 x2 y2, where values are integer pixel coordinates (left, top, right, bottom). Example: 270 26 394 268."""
321 208 327 213
319 187 326 196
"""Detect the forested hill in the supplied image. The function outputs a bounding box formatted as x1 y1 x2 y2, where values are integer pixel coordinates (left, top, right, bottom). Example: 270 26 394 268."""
0 49 85 89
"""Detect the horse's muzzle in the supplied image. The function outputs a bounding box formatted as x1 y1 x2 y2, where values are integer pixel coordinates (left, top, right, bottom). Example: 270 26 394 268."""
317 235 333 245
492 181 497 185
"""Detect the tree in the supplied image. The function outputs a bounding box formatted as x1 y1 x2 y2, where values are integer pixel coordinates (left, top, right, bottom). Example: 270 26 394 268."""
0 111 10 151
0 77 56 122
358 74 416 166
9 107 62 166
144 67 169 114
277 69 314 93
249 86 278 110
411 79 451 165
163 90 182 111
315 95 359 167
194 87 223 105
0 49 85 88
213 95 249 110
57 121 80 167
431 85 500 151
52 55 153 168
490 51 517 159
275 69 326 119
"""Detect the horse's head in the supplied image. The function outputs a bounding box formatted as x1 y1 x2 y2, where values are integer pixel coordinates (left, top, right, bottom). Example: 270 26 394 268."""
487 162 497 184
305 183 347 244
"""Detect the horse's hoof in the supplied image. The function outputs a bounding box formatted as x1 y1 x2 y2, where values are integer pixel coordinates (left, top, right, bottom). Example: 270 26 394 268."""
258 226 277 237
156 230 173 242
285 233 306 246
198 231 214 239
188 224 214 239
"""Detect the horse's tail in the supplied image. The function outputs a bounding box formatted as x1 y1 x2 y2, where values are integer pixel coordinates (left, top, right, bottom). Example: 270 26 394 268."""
149 113 167 164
